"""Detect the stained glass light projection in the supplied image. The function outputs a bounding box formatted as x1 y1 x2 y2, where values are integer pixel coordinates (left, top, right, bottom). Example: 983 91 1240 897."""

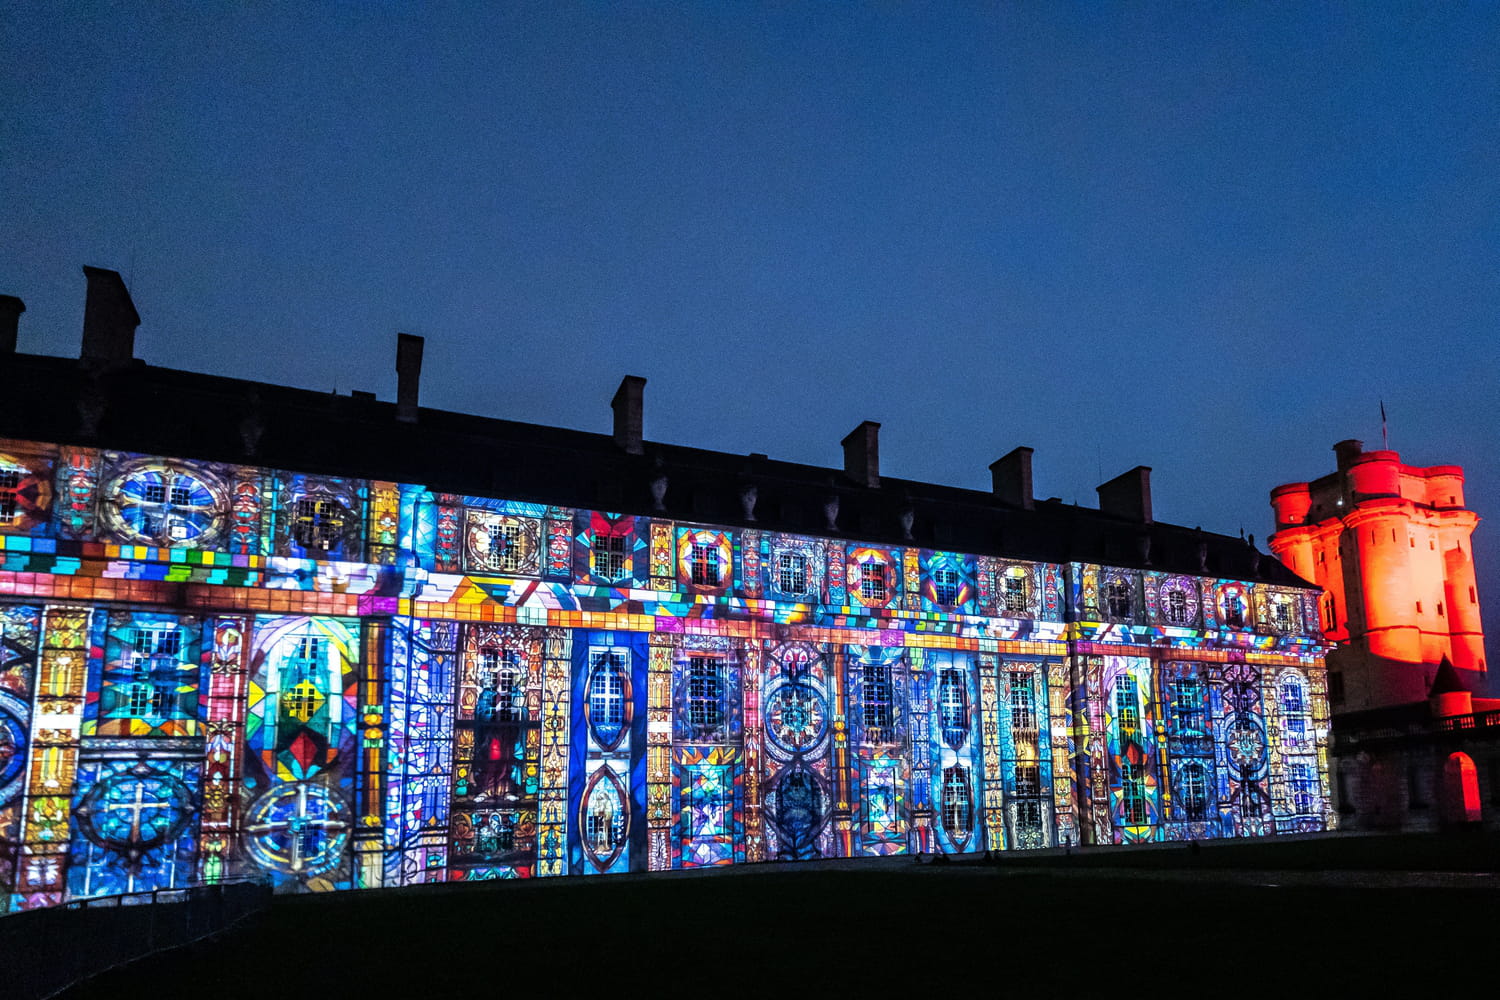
0 433 1332 913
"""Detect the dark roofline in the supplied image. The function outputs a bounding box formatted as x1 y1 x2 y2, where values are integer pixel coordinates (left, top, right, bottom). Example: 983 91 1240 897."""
0 349 1315 588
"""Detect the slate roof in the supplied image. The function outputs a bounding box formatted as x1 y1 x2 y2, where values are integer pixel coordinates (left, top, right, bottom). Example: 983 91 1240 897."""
1 349 1313 588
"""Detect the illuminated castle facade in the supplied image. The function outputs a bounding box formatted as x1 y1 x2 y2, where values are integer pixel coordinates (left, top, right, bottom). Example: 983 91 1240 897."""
1272 441 1493 830
0 269 1331 913
1270 439 1486 711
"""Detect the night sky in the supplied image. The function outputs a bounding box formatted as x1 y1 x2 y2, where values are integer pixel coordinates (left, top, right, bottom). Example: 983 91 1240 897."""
4 6 1496 672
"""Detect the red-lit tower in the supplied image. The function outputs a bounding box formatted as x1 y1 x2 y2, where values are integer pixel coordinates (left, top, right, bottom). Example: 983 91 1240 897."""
1270 439 1486 711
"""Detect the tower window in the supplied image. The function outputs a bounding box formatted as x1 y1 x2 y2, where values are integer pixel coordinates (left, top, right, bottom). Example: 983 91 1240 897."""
592 533 627 580
690 542 721 587
860 562 888 604
776 550 808 594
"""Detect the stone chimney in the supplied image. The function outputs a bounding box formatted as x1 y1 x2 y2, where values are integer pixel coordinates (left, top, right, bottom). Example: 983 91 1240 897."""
80 266 139 368
990 446 1034 510
0 295 23 354
1334 439 1364 472
842 421 880 488
612 375 646 455
395 333 424 423
1097 466 1153 523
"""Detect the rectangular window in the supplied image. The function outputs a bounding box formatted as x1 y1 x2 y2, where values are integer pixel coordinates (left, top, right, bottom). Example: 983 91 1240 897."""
863 662 895 742
690 542 721 587
859 562 888 604
1170 677 1205 737
490 522 525 572
777 550 808 594
293 497 345 551
933 567 960 606
169 483 193 506
1015 799 1043 836
143 482 167 505
1271 599 1294 631
592 533 628 580
1009 672 1037 733
1289 762 1315 813
0 467 20 521
1003 574 1028 615
1014 763 1041 797
1121 762 1148 824
1115 675 1140 735
687 657 725 732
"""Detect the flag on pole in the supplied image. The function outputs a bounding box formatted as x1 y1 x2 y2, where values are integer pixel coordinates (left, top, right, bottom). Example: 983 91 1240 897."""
1381 400 1388 450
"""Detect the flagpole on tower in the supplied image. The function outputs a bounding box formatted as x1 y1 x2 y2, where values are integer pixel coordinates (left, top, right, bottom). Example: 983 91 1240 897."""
1381 400 1388 451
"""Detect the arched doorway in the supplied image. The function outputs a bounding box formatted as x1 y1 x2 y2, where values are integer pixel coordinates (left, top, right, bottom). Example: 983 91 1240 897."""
1442 753 1482 825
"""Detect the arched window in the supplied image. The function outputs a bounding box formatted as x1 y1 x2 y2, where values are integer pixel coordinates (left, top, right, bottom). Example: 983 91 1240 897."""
1443 753 1482 824
588 650 627 745
942 766 972 840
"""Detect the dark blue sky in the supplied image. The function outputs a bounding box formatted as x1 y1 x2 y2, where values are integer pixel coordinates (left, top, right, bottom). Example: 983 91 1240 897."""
3 6 1497 666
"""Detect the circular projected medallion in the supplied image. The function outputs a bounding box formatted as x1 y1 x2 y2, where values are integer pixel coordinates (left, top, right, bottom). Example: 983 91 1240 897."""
75 764 194 862
1225 717 1267 773
102 462 226 547
244 782 351 878
765 682 828 754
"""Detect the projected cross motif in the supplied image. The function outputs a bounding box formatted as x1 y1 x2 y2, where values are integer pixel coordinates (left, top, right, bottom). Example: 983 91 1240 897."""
75 765 193 865
245 782 350 877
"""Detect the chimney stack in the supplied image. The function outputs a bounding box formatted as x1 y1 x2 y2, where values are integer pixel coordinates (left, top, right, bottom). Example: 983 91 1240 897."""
0 295 23 354
80 266 139 368
990 446 1034 510
1097 466 1153 523
612 375 647 454
1333 439 1364 472
395 333 424 423
842 421 880 488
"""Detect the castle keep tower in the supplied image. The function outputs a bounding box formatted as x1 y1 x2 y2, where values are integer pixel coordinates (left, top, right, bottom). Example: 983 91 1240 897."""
1270 439 1486 711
